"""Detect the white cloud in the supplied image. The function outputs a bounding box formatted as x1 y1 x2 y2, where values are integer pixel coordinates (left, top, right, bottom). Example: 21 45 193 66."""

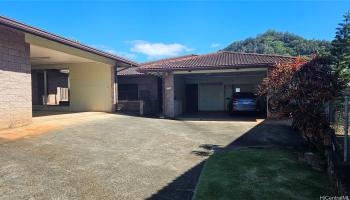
129 40 194 59
92 45 136 59
210 43 221 48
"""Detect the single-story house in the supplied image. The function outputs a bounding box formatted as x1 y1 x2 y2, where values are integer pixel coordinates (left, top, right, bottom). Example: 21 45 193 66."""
0 15 295 130
0 16 137 129
118 52 295 118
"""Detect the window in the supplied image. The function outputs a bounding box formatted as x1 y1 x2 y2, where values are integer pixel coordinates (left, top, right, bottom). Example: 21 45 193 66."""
118 84 138 100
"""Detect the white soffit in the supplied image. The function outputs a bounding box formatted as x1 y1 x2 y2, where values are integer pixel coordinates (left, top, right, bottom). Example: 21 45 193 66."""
30 44 95 65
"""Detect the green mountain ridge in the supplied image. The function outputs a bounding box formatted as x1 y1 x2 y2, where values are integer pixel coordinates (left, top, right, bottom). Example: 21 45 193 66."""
223 30 331 56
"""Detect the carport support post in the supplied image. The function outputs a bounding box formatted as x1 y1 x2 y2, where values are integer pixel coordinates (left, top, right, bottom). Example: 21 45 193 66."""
266 69 272 119
43 70 48 106
266 95 271 118
113 65 118 111
163 72 175 118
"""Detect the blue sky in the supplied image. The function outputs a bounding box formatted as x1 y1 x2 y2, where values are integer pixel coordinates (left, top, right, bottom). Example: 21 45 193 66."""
1 1 349 62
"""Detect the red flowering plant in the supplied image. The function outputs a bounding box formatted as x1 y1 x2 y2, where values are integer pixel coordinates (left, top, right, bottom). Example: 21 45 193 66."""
258 57 308 117
259 55 346 151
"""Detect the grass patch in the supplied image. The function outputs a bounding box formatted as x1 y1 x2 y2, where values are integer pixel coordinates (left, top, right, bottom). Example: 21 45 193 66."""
194 148 335 200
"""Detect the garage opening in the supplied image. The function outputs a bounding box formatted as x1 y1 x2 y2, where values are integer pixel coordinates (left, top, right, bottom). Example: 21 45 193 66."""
185 84 198 113
173 70 267 119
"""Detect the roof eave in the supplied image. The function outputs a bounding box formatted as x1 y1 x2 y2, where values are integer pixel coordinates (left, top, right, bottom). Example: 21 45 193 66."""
138 63 275 73
0 16 139 67
117 73 148 76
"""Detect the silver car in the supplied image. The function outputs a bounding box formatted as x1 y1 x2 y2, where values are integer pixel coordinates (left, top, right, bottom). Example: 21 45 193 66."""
229 92 258 113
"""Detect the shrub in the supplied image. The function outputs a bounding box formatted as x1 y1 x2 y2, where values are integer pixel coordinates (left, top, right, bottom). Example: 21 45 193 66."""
258 57 308 117
259 56 346 151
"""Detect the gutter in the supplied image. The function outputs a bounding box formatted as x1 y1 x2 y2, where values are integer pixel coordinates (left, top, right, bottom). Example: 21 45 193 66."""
138 63 276 73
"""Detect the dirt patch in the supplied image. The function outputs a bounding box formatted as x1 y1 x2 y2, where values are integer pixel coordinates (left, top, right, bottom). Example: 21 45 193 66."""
0 112 114 140
0 124 62 140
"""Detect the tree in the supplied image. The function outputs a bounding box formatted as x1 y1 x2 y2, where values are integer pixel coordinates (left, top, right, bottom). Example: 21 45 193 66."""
289 56 346 150
331 11 350 80
224 30 331 56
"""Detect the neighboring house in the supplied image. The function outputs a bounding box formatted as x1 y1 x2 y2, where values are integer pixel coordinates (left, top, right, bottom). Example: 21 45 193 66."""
0 16 137 129
118 52 295 118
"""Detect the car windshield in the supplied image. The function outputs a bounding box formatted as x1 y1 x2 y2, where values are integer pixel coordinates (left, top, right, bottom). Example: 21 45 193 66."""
232 92 256 98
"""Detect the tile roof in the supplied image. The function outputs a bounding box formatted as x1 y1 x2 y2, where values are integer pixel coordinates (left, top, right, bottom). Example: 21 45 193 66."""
119 54 198 75
141 54 198 66
139 51 296 72
0 15 138 67
117 67 144 76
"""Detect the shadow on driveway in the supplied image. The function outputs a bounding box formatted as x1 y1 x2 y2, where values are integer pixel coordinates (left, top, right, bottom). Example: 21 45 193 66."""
226 119 305 150
176 111 265 122
146 119 305 200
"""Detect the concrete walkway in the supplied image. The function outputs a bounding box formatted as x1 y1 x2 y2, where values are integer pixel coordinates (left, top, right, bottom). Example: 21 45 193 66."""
0 113 261 200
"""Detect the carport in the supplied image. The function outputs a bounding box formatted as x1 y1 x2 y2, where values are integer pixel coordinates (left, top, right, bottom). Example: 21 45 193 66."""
0 16 137 129
139 51 296 118
173 69 267 114
27 36 119 113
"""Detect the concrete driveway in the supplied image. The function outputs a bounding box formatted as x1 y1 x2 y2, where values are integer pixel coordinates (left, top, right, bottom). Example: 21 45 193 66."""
0 112 261 200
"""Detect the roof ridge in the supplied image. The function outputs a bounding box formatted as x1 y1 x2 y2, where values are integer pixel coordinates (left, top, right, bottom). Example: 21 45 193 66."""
172 50 296 62
0 15 139 66
141 54 198 65
219 50 297 58
1 15 78 45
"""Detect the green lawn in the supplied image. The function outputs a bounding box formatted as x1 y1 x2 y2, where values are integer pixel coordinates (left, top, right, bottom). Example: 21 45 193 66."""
194 148 335 200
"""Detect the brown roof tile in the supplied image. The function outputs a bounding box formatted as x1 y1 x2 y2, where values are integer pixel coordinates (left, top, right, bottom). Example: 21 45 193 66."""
141 54 198 66
139 51 296 72
117 67 144 76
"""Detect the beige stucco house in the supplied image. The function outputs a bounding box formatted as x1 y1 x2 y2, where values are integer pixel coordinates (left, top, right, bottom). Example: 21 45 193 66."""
0 16 137 129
